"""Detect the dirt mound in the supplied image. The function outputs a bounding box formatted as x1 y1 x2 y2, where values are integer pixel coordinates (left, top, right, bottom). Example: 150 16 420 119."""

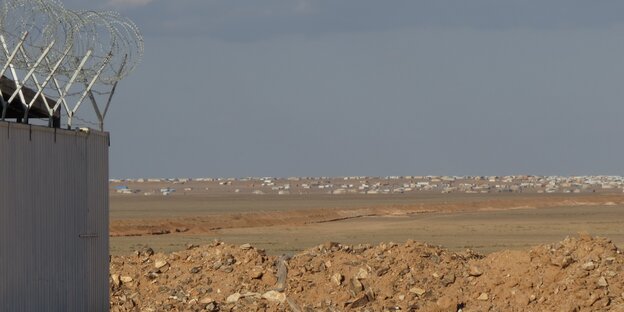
110 234 624 311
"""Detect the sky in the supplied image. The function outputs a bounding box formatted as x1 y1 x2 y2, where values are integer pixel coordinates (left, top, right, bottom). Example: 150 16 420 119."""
61 0 624 178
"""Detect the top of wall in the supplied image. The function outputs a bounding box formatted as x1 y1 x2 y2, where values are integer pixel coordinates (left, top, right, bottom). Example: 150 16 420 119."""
0 120 109 140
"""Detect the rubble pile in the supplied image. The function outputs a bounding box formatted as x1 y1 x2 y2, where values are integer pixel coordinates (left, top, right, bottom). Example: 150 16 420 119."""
110 234 624 311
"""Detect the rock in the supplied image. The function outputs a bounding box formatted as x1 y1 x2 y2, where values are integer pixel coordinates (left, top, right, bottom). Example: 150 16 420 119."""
331 273 344 286
469 266 483 277
322 241 340 251
224 255 236 265
170 252 181 261
190 266 202 274
365 288 376 301
477 293 489 301
561 256 574 268
430 254 440 264
318 262 327 272
262 290 286 303
240 243 252 250
212 261 222 270
120 276 133 283
355 268 369 280
250 269 263 279
241 292 262 299
409 287 426 296
175 227 189 233
149 229 170 235
597 276 608 287
262 272 278 286
199 296 214 304
111 274 120 287
154 259 168 269
122 299 135 309
352 244 368 254
185 243 198 250
441 272 455 286
582 261 596 271
605 257 616 265
348 294 369 309
205 301 218 312
376 266 390 276
226 292 241 303
350 277 364 294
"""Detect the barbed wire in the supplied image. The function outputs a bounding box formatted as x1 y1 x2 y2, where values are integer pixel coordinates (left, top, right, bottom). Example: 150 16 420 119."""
58 108 100 128
0 0 143 82
0 0 143 130
72 115 100 128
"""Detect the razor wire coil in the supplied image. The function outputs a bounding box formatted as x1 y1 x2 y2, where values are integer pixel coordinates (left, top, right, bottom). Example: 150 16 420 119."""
0 0 143 130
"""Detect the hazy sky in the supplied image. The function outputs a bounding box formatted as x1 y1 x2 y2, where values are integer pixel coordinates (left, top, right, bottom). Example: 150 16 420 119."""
62 1 624 178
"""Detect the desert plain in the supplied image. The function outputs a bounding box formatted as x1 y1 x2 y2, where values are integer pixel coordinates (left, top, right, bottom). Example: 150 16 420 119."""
108 176 624 311
109 176 624 255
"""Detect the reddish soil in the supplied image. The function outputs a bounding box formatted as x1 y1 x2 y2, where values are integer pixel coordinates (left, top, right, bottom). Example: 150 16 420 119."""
110 234 624 311
109 184 624 310
109 194 624 237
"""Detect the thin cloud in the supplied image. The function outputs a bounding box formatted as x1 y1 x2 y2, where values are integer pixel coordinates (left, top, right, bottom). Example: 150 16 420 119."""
108 0 153 8
107 0 624 41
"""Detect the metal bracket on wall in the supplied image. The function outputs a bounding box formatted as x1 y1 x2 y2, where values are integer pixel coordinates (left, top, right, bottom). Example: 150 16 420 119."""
78 233 99 238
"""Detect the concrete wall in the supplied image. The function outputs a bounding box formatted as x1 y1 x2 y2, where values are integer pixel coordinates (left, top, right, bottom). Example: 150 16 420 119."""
0 122 109 312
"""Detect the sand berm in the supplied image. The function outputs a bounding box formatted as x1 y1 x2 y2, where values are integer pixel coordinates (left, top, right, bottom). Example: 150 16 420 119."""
110 234 624 311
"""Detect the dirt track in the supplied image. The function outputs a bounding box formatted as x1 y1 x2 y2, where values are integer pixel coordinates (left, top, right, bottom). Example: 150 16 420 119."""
110 192 624 256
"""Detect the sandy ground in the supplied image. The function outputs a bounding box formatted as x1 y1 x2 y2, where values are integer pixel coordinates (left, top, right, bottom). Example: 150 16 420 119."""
109 187 624 310
110 191 624 256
